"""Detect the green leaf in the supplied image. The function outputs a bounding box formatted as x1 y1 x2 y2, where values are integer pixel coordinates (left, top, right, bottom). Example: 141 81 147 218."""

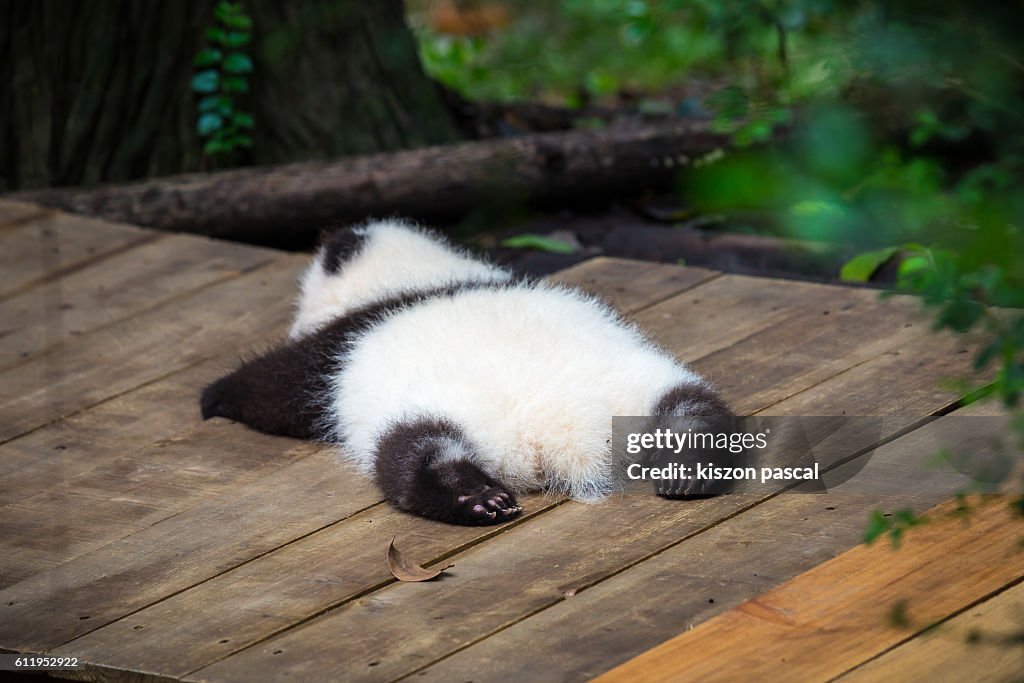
840 247 899 282
863 510 889 544
198 95 232 116
500 234 576 255
223 133 254 148
222 14 253 30
230 111 254 128
938 298 983 333
215 2 253 29
706 86 749 121
193 48 222 67
974 339 1000 371
191 69 219 93
213 1 237 22
197 112 224 136
897 254 931 280
221 76 249 93
224 31 252 48
203 138 232 155
206 27 227 44
223 52 253 74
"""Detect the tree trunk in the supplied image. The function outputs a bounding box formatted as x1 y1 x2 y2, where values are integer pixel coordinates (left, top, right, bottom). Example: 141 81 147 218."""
1 0 461 192
12 121 731 247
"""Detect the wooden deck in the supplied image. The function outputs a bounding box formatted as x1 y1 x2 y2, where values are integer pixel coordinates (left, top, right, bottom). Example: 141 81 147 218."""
0 199 1020 682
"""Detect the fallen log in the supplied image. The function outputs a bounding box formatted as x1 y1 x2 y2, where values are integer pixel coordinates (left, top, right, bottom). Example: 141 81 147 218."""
8 122 730 245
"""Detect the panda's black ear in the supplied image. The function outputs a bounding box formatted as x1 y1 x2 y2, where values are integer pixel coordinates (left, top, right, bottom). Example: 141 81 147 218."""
319 226 366 274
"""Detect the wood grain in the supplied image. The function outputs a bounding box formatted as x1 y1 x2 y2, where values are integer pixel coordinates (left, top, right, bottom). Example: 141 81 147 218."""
0 199 50 227
54 271 951 681
592 496 1024 683
0 225 996 683
0 233 277 370
635 274 862 364
0 255 304 443
0 447 380 651
404 413 998 683
0 356 277 506
0 211 158 300
764 331 982 416
549 257 720 315
834 581 1024 683
0 420 318 588
54 494 561 677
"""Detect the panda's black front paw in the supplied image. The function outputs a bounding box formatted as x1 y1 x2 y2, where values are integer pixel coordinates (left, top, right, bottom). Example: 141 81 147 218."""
655 476 711 499
454 486 521 525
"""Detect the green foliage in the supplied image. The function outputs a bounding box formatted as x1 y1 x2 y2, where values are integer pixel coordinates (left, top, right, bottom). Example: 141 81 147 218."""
839 246 898 282
412 3 1024 526
500 234 576 254
410 1 792 106
864 509 925 548
192 2 255 157
675 2 1024 531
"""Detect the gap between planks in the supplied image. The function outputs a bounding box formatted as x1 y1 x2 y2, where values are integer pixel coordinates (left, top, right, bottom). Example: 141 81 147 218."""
830 580 1024 683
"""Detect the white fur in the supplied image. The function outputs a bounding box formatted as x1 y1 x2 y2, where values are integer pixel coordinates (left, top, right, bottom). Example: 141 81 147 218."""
296 220 707 502
289 219 510 339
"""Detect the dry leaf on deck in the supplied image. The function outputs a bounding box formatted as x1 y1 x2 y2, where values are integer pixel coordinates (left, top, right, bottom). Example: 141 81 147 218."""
387 538 454 582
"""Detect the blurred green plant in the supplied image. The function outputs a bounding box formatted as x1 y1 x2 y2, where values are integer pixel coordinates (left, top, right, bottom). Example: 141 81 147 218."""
193 1 255 156
677 2 1024 523
410 0 807 107
501 233 576 254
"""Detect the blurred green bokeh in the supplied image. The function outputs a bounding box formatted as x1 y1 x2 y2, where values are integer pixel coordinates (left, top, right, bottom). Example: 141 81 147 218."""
413 0 1024 416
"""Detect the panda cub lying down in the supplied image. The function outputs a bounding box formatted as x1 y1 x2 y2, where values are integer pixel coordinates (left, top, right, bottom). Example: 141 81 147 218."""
201 220 733 525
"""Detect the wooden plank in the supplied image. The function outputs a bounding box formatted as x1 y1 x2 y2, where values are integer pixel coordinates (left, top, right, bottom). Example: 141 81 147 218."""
0 448 379 651
833 581 1024 683
549 257 720 314
0 233 277 370
0 255 696 643
765 332 983 416
399 316 993 683
591 496 1023 683
0 357 269 506
185 493 754 683
0 199 50 228
691 291 965 413
0 260 712 651
0 256 682 544
52 495 561 678
634 274 860 362
0 420 316 587
402 414 993 683
54 275 947 680
0 254 305 443
0 258 978 683
186 411 985 683
0 211 159 300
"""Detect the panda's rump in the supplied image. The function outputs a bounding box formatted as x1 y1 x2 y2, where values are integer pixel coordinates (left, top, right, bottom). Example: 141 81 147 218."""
330 285 697 498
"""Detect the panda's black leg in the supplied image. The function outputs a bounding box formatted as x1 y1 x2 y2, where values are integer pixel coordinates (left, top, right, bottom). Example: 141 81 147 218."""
200 337 328 440
651 381 736 499
375 418 521 526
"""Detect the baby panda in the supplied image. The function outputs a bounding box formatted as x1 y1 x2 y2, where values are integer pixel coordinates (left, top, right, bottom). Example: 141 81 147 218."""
200 219 733 525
